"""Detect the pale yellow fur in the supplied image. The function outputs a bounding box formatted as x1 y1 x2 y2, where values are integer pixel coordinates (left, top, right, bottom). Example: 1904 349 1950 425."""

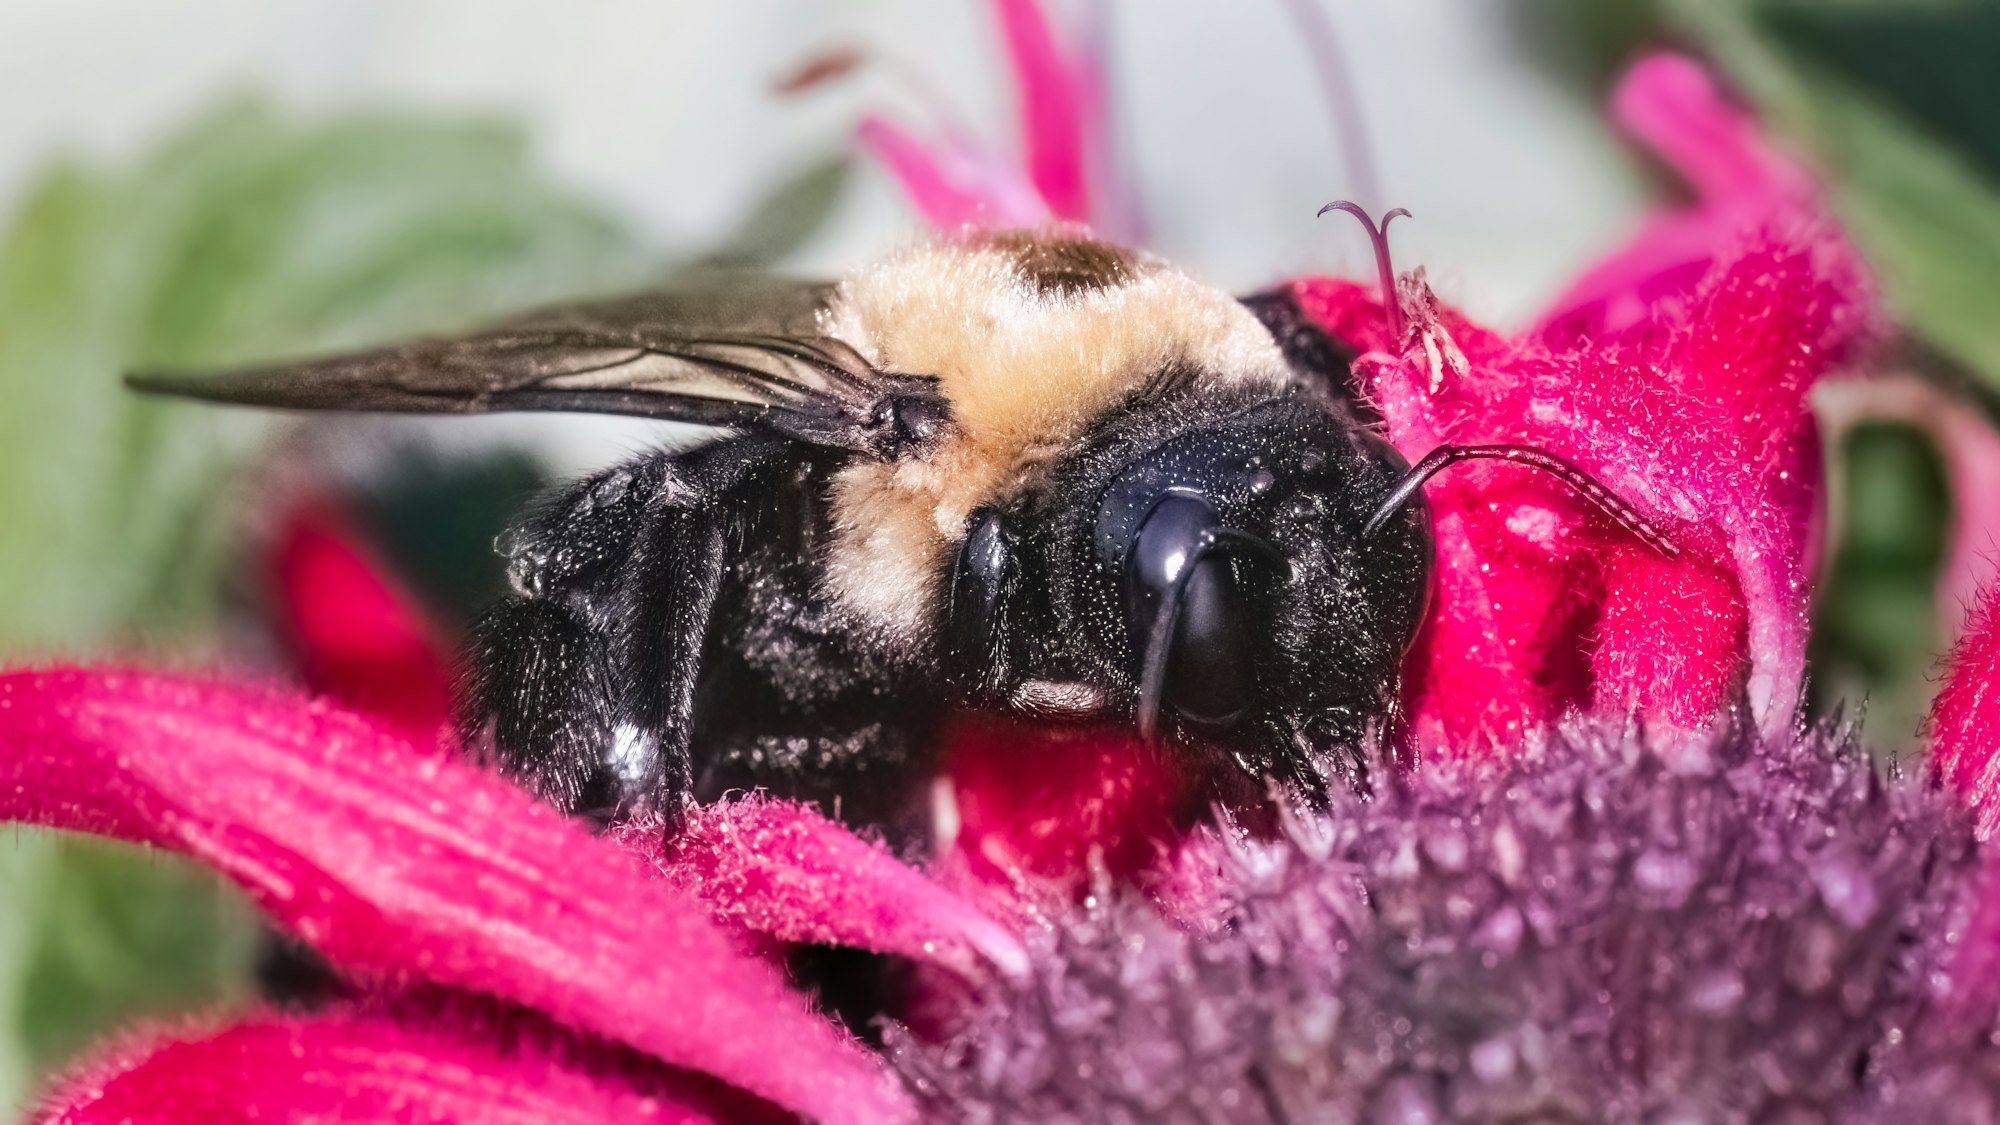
816 236 1292 646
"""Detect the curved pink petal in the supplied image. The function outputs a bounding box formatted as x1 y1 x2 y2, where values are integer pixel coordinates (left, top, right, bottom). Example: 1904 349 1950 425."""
1657 232 1868 722
268 499 452 746
856 117 1049 230
1928 584 2000 839
1540 52 1816 340
623 797 1028 980
1282 53 1875 753
1322 223 1867 756
37 1008 748 1125
991 0 1090 222
1613 52 1810 207
0 668 910 1125
1818 373 2000 646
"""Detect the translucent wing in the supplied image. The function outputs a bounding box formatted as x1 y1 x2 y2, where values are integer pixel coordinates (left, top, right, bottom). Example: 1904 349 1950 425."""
129 276 950 459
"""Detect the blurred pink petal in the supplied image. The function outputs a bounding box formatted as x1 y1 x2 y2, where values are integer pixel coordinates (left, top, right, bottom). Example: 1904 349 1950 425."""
268 499 452 747
935 718 1198 891
853 0 1138 234
0 668 909 1125
1928 585 2000 839
37 1009 742 1125
856 116 1049 229
625 796 1028 980
992 0 1090 221
1541 52 1816 340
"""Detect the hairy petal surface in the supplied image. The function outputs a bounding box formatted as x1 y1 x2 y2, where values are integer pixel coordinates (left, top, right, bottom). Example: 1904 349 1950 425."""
36 1008 740 1125
1288 57 1872 756
1930 585 2000 839
0 668 909 1125
626 797 1029 980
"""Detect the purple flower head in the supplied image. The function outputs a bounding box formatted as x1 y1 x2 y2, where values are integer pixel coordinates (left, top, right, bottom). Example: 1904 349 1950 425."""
895 714 2000 1123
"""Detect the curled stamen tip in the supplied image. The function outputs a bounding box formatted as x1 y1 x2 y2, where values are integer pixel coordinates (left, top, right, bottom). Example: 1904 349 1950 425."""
1314 200 1414 229
1318 200 1412 338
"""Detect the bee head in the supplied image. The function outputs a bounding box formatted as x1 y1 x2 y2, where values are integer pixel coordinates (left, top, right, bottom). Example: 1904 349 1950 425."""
945 394 1433 781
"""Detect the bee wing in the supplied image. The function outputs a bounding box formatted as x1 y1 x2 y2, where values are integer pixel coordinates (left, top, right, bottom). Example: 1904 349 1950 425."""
129 277 949 459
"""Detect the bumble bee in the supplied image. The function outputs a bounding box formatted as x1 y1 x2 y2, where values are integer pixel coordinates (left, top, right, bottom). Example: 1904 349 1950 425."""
133 223 1674 823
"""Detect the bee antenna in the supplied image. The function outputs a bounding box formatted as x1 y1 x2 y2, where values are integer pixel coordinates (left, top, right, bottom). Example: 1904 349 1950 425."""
1363 444 1682 559
1317 200 1411 339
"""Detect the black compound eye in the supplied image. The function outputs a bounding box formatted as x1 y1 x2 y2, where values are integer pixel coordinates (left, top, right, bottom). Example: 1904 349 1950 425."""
947 506 1013 687
1128 494 1256 729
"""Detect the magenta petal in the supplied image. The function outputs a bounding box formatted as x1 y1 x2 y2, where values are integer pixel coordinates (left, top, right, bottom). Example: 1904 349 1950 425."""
627 797 1027 979
1663 234 1865 727
991 0 1090 222
268 499 452 747
1928 586 2000 839
0 668 910 1125
1539 53 1813 338
1614 52 1809 207
855 116 1049 230
37 1009 738 1125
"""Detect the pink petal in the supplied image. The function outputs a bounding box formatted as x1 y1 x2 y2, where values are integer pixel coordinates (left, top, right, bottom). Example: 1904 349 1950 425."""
1317 223 1867 756
1928 583 2000 839
1287 276 1398 357
268 499 452 747
1659 232 1869 724
991 0 1091 222
37 1007 752 1125
1540 53 1815 340
1614 53 1810 207
1591 544 1747 723
622 796 1028 980
856 117 1049 230
0 668 909 1125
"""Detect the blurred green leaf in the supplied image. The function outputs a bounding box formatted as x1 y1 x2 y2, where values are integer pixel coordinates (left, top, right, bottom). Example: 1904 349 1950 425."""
0 97 653 1114
1503 0 1666 93
11 840 259 1083
1807 423 1952 745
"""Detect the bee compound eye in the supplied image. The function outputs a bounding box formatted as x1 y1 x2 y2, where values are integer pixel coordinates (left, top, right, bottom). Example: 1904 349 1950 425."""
947 507 1013 681
1129 494 1256 728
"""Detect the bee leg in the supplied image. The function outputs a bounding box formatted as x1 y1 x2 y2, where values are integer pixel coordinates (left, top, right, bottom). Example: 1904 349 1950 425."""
611 440 793 824
455 596 616 815
453 453 673 820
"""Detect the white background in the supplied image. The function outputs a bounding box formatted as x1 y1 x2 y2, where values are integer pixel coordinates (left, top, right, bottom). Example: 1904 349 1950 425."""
0 0 1650 327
